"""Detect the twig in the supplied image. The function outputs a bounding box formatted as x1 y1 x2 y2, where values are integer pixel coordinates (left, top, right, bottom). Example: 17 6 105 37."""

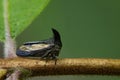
3 0 16 58
0 58 120 76
3 0 19 80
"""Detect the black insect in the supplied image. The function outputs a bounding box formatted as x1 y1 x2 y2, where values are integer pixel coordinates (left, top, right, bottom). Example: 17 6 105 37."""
16 28 62 59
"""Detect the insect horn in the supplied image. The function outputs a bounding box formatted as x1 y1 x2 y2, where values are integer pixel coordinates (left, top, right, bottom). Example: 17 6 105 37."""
52 28 62 47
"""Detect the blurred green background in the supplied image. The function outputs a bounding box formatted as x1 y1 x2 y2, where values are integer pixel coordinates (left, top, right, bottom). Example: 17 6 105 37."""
16 0 120 80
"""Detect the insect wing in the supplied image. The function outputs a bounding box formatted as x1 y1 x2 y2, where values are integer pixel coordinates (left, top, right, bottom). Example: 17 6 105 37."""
16 43 54 57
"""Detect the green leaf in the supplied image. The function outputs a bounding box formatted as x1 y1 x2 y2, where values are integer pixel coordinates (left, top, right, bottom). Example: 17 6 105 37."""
0 1 4 42
0 0 50 42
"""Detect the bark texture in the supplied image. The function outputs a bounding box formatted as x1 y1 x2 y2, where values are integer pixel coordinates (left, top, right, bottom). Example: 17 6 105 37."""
0 58 120 76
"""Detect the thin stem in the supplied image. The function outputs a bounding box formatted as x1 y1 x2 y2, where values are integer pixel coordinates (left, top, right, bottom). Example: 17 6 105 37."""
3 0 19 80
5 70 21 80
1 58 120 76
3 0 16 58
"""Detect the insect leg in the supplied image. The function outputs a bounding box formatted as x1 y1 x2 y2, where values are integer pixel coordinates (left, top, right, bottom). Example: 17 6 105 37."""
40 49 51 59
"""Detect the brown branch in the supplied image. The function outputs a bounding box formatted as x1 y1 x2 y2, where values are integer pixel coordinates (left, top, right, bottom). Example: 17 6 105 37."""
0 58 120 76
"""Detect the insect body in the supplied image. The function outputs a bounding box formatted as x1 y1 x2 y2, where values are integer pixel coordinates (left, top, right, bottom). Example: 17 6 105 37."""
16 28 62 59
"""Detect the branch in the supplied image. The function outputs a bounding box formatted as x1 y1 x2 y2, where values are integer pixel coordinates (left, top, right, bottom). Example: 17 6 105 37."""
0 58 120 76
